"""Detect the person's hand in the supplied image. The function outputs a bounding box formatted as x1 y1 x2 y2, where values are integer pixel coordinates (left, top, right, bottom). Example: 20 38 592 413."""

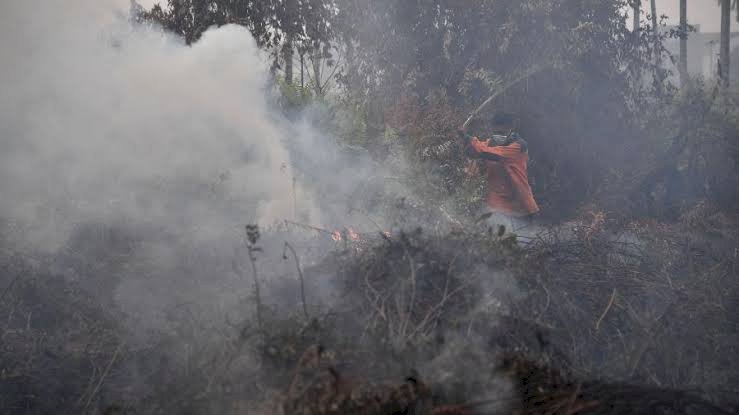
464 159 480 176
456 128 472 143
469 136 485 150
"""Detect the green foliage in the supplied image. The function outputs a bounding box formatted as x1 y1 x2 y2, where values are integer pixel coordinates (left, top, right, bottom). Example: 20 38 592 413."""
275 75 314 110
333 96 369 146
139 0 337 47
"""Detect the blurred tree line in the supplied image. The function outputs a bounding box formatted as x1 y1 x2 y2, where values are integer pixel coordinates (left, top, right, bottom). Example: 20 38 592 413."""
137 0 739 220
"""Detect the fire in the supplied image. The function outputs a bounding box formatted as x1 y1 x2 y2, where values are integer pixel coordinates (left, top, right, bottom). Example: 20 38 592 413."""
331 230 342 242
329 227 391 242
330 227 362 242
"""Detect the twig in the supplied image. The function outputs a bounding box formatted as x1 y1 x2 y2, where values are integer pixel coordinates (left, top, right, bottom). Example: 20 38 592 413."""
411 280 471 339
283 241 310 321
398 245 418 342
535 277 552 325
0 274 21 303
283 219 333 235
349 207 386 234
595 288 617 331
564 382 582 415
291 176 297 220
76 357 99 406
82 343 122 414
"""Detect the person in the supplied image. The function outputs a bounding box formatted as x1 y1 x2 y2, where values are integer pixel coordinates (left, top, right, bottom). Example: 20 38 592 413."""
464 114 539 225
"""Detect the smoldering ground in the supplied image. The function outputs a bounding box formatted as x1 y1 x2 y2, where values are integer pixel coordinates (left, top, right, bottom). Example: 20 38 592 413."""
0 0 388 325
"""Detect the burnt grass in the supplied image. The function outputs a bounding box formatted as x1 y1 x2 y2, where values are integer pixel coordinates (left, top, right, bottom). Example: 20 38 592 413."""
0 210 737 414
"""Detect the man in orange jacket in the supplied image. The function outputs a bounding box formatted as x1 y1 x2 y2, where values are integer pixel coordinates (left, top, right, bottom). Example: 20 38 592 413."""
464 116 539 220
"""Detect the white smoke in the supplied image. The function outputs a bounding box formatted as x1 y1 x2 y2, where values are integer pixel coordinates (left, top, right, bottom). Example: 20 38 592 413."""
0 1 307 253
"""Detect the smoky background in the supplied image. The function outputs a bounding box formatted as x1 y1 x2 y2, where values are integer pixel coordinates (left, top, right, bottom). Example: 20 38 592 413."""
0 1 737 414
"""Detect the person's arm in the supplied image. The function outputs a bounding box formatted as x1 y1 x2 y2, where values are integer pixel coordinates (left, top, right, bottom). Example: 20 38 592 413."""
466 145 504 161
467 137 506 161
474 151 505 161
472 137 527 159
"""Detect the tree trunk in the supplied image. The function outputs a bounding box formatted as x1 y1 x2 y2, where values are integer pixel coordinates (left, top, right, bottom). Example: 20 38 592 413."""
283 38 294 85
679 0 688 86
312 45 322 96
720 0 731 87
632 0 640 36
650 0 659 57
650 0 662 90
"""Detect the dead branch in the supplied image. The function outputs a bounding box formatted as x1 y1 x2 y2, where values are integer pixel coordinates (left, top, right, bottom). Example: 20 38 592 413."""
594 288 617 331
81 343 122 414
283 241 310 321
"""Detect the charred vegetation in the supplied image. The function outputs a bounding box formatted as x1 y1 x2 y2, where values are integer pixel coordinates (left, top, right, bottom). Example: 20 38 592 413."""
1 1 738 414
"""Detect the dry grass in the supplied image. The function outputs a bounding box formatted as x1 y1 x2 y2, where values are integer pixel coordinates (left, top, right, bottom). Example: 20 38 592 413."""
1 208 736 414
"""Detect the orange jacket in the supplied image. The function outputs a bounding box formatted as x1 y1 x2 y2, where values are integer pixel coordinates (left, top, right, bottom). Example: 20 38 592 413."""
468 137 539 217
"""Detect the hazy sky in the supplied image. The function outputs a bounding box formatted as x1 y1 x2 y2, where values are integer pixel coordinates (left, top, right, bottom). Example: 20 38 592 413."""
646 0 738 32
137 0 158 7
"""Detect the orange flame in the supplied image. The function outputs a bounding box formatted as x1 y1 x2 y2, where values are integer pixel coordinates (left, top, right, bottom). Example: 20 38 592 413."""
330 227 379 242
331 230 342 242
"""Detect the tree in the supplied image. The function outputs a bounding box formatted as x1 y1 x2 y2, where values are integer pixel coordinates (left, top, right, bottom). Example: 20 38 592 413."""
731 40 739 84
140 0 338 84
129 0 145 25
679 0 688 86
718 0 733 87
650 0 663 84
633 0 640 34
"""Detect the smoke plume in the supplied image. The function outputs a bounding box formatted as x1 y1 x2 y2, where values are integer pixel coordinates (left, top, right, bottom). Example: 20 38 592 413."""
0 1 309 255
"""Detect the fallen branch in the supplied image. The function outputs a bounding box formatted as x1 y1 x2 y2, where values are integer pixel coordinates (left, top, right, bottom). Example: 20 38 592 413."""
81 343 123 414
595 288 617 331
